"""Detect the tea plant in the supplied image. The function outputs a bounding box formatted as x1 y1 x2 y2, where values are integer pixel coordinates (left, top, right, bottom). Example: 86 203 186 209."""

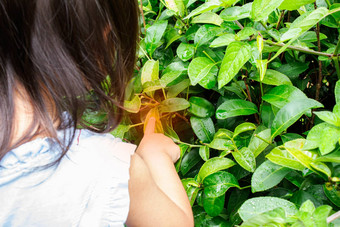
113 0 340 226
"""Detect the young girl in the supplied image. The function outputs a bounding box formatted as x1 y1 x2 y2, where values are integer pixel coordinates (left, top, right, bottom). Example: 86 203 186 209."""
0 0 193 226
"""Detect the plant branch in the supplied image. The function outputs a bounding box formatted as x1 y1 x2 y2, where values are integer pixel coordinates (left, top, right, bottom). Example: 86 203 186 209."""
234 20 244 30
265 40 340 58
243 76 260 124
276 10 285 30
254 134 274 147
315 2 322 101
325 0 331 7
334 57 340 80
327 211 340 224
328 7 340 17
334 37 340 56
140 0 146 30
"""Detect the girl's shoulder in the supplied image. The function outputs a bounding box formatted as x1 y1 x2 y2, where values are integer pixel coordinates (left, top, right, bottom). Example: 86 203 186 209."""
68 129 136 170
0 129 136 226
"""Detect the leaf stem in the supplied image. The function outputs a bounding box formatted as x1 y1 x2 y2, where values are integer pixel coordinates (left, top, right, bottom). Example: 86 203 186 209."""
334 57 340 80
254 134 274 147
260 82 264 105
234 20 244 30
203 51 216 63
162 88 167 100
139 43 151 60
178 141 203 148
140 0 146 30
232 77 248 99
328 7 340 17
334 36 340 56
259 21 268 30
239 185 251 190
129 122 145 128
327 210 340 224
243 75 260 124
325 0 331 7
276 10 285 30
265 40 339 58
315 2 323 101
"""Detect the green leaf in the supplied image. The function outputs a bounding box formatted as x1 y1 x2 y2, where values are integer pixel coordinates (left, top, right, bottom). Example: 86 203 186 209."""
239 207 287 227
312 205 332 227
180 148 201 175
204 171 240 197
239 197 298 221
315 148 340 163
233 122 256 138
218 41 252 89
323 184 340 207
284 139 315 169
160 98 190 113
250 69 292 86
251 160 291 193
256 59 268 82
299 199 315 213
192 12 224 26
145 20 168 57
305 122 340 155
250 0 284 21
220 3 252 21
199 146 210 161
165 27 182 49
204 217 232 227
210 34 236 48
164 0 186 17
190 116 215 143
124 95 141 113
194 24 221 47
280 7 329 42
203 193 225 217
110 124 130 139
142 80 163 93
271 99 323 139
188 57 218 86
208 137 234 150
279 0 315 10
257 35 264 53
141 60 159 85
160 62 186 87
335 80 340 104
266 147 306 171
216 99 258 119
310 161 332 178
197 157 236 182
314 111 340 127
175 144 189 172
237 27 256 41
262 85 307 109
248 128 271 157
182 178 200 206
188 96 215 118
167 79 190 98
176 43 195 62
232 147 256 172
185 0 223 19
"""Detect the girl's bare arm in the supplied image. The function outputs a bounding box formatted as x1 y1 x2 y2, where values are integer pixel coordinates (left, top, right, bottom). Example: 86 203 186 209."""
126 118 193 227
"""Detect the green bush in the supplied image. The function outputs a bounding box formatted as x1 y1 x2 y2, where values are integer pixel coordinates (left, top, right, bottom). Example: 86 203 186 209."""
115 0 340 226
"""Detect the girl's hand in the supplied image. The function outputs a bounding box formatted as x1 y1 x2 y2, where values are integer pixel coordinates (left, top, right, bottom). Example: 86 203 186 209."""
136 117 180 163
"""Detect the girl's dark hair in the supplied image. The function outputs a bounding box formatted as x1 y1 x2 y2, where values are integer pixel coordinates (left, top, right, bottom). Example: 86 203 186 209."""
0 0 139 162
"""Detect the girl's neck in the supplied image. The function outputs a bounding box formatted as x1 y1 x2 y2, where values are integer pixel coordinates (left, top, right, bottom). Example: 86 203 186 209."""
12 87 59 147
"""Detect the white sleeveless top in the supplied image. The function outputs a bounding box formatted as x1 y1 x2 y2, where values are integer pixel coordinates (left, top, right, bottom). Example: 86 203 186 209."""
0 129 136 227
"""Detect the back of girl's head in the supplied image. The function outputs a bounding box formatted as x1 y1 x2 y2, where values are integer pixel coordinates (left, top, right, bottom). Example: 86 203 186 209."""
0 0 139 161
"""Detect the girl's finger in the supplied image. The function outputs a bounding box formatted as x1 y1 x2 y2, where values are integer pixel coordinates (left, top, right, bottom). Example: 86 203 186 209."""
144 117 156 135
